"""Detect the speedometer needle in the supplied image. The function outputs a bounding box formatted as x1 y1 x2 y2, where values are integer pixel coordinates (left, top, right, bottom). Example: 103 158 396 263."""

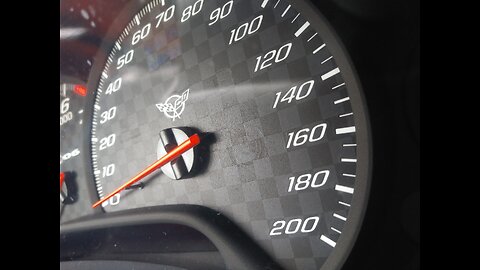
92 133 201 208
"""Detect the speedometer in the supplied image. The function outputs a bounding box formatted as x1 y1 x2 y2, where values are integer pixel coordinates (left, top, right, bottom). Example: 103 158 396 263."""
88 0 370 269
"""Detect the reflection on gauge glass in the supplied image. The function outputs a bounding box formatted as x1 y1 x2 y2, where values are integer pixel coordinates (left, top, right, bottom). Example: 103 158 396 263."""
89 0 371 269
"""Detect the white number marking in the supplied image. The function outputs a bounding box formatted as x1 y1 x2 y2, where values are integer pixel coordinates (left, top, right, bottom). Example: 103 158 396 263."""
60 112 73 126
286 123 327 149
272 80 314 108
209 1 233 26
100 106 117 124
101 164 115 178
117 50 134 70
270 216 320 236
60 98 70 114
155 5 175 27
181 0 204 23
99 134 116 151
60 148 80 164
105 78 122 95
132 23 151 45
229 15 263 44
254 42 292 72
287 170 330 192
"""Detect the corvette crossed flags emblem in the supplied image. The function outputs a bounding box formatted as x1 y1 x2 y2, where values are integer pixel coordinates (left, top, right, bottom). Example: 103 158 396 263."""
155 89 190 121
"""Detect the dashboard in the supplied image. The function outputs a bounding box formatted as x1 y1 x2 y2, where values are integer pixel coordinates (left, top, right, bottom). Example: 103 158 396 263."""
60 0 419 269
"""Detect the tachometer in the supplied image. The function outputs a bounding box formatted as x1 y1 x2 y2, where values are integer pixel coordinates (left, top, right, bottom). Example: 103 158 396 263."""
89 0 371 269
60 83 95 222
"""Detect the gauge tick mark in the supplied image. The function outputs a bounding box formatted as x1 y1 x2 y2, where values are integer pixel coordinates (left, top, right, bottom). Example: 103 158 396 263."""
291 13 300 23
321 56 333 64
274 0 281 8
332 82 346 90
320 235 336 247
333 213 347 221
313 44 326 54
321 67 340 80
281 5 291 17
294 21 310 37
335 126 356 135
338 201 351 207
335 184 354 194
331 227 342 234
261 0 269 8
339 112 353 118
334 97 350 104
308 33 317 42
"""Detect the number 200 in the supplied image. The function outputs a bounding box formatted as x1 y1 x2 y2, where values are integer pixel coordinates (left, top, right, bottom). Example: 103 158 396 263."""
270 216 320 236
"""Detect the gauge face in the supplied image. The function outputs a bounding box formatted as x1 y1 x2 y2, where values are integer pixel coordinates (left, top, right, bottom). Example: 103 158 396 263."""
90 0 370 269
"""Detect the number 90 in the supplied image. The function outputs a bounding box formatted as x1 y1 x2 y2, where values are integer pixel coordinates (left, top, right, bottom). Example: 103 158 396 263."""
209 1 233 26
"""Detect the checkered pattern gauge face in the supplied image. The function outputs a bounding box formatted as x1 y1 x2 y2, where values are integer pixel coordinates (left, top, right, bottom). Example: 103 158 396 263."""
90 0 369 269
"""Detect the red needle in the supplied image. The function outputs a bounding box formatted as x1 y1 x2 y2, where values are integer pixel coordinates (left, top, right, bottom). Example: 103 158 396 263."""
60 172 65 191
92 133 201 208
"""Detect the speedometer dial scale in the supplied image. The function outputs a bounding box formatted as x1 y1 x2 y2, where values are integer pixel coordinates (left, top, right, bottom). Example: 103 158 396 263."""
89 0 370 269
